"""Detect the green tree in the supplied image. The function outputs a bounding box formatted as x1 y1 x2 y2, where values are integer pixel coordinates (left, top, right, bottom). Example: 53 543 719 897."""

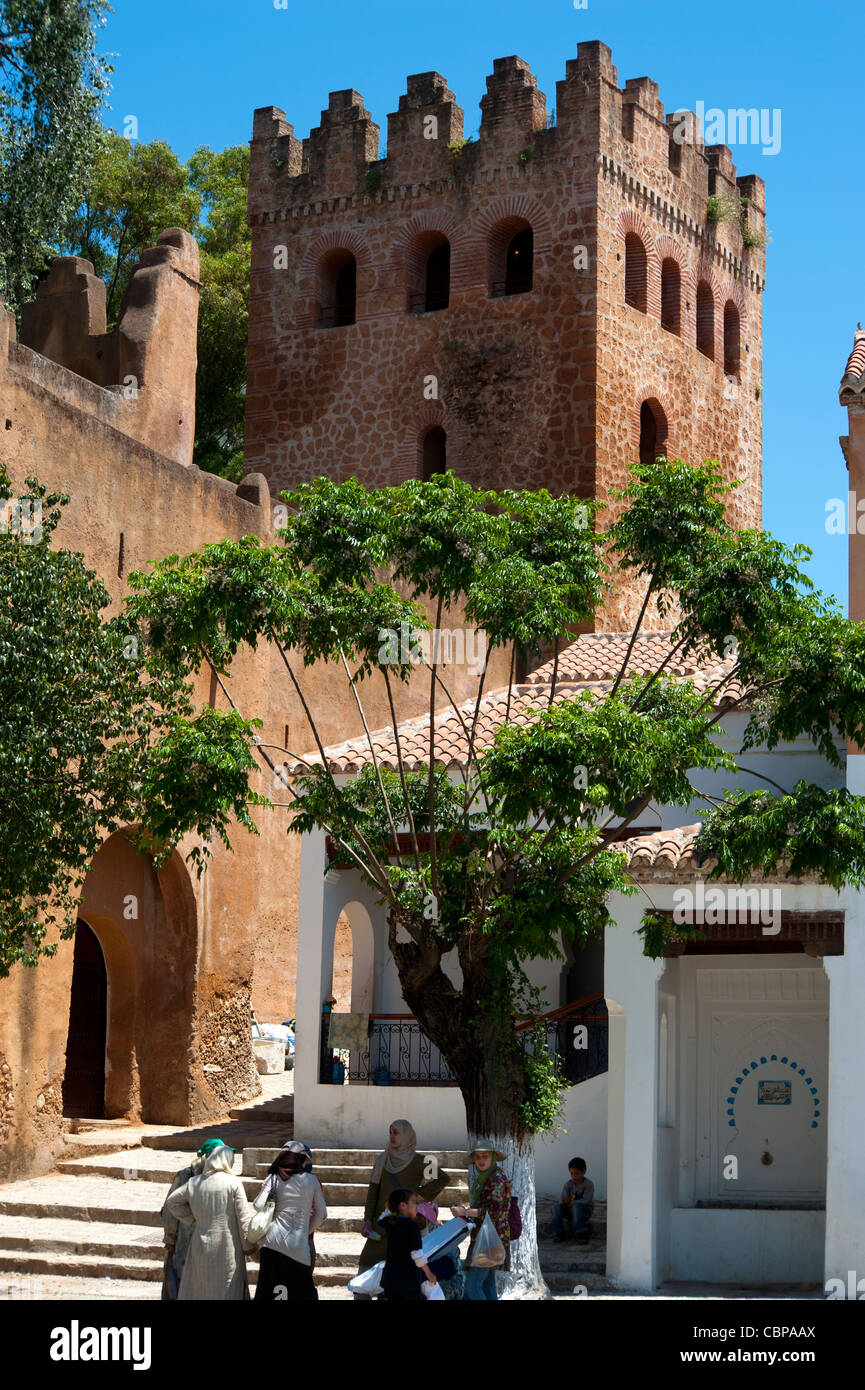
0 0 110 311
0 466 262 978
65 131 200 323
187 144 250 483
125 461 865 1294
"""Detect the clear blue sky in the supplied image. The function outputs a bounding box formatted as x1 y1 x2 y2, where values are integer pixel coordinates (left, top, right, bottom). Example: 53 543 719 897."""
101 0 862 609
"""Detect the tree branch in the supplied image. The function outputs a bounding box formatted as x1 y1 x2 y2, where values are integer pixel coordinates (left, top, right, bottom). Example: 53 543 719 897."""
610 575 655 698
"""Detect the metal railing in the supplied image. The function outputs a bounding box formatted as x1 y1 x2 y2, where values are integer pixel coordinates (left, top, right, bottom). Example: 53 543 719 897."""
319 994 608 1088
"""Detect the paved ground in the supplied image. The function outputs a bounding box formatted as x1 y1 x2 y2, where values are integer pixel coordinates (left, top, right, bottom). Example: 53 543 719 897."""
0 1073 823 1301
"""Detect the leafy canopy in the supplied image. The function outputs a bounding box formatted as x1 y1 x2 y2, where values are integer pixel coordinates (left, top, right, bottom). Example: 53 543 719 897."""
0 467 264 977
128 464 865 966
0 0 110 310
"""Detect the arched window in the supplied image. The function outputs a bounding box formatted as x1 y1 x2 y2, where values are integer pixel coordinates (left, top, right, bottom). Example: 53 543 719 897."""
406 233 450 313
661 258 681 335
723 300 741 378
624 233 647 312
317 249 357 329
639 399 668 465
422 426 447 480
696 280 715 360
424 242 450 312
489 218 533 298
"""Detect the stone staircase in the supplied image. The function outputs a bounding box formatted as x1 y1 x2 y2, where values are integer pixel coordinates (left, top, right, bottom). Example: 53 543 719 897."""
0 1127 469 1300
0 1095 607 1298
536 1199 612 1293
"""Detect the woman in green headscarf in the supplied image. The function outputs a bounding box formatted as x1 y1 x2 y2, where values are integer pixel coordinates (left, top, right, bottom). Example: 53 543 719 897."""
165 1141 253 1300
160 1138 225 1299
452 1139 512 1301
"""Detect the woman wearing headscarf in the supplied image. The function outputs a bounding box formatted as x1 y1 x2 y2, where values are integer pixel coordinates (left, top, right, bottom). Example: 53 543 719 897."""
452 1138 512 1301
160 1137 224 1299
357 1119 450 1277
165 1140 253 1300
253 1141 327 1301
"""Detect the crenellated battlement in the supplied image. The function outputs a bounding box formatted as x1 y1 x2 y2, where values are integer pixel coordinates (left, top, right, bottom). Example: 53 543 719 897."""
245 40 766 632
16 229 200 469
248 40 765 256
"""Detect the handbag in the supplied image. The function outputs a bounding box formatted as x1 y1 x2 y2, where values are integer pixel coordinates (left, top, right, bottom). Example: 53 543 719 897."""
245 1177 277 1250
507 1195 523 1241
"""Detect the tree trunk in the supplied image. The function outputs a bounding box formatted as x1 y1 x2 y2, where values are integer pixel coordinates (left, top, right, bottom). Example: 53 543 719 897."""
393 922 550 1297
479 1132 550 1300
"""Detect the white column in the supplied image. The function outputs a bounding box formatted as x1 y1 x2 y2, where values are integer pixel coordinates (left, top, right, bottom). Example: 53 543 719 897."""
605 897 667 1291
824 753 865 1292
293 827 331 1133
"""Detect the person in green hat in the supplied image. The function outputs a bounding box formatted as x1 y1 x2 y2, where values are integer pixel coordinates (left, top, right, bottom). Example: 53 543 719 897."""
160 1138 229 1299
165 1140 253 1300
452 1139 512 1301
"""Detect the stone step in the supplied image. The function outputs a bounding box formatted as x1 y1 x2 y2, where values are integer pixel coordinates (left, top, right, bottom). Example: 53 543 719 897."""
69 1118 134 1132
0 1214 166 1259
0 1211 364 1266
305 1182 468 1208
538 1244 608 1273
242 1147 468 1171
538 1219 607 1238
251 1161 469 1190
544 1271 617 1293
228 1102 294 1122
0 1246 357 1290
0 1248 165 1282
0 1272 163 1301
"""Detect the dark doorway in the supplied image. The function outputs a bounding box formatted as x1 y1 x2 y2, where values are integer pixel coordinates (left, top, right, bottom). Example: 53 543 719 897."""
424 241 450 312
639 399 667 465
422 426 447 479
62 920 107 1119
504 227 533 295
333 258 357 327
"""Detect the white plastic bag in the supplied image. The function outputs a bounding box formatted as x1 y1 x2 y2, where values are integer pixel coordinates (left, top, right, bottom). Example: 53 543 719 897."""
347 1260 384 1296
470 1212 506 1268
422 1279 445 1300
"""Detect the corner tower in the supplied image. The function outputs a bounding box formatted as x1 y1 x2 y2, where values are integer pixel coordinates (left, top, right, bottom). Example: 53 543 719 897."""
245 41 765 630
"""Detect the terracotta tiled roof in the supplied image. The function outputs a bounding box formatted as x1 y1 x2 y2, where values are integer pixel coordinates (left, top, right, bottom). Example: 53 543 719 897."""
617 823 707 873
527 630 734 690
288 630 741 775
840 323 865 401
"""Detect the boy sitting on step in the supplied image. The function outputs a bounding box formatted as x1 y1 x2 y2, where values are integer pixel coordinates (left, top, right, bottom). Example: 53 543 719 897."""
551 1157 594 1243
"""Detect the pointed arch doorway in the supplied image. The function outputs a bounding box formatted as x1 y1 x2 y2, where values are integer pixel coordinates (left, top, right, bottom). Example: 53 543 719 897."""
62 919 107 1119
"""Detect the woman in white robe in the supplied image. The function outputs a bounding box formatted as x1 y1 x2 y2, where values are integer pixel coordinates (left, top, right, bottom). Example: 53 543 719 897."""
165 1142 253 1300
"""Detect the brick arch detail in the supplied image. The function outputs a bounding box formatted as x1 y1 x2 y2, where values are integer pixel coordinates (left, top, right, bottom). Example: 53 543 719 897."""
393 404 465 482
299 228 373 279
654 235 687 335
388 211 465 269
718 278 748 335
692 262 720 364
632 387 676 462
463 194 553 294
616 208 659 315
720 282 746 377
298 229 374 330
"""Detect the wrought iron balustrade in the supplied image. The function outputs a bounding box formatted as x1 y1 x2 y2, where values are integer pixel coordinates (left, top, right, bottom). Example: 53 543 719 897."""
318 994 608 1087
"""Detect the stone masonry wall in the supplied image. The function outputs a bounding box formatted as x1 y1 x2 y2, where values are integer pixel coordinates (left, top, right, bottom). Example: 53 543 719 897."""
245 41 765 632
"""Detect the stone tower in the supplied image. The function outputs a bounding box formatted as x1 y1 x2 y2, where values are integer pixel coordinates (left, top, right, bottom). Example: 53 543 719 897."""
245 41 766 630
